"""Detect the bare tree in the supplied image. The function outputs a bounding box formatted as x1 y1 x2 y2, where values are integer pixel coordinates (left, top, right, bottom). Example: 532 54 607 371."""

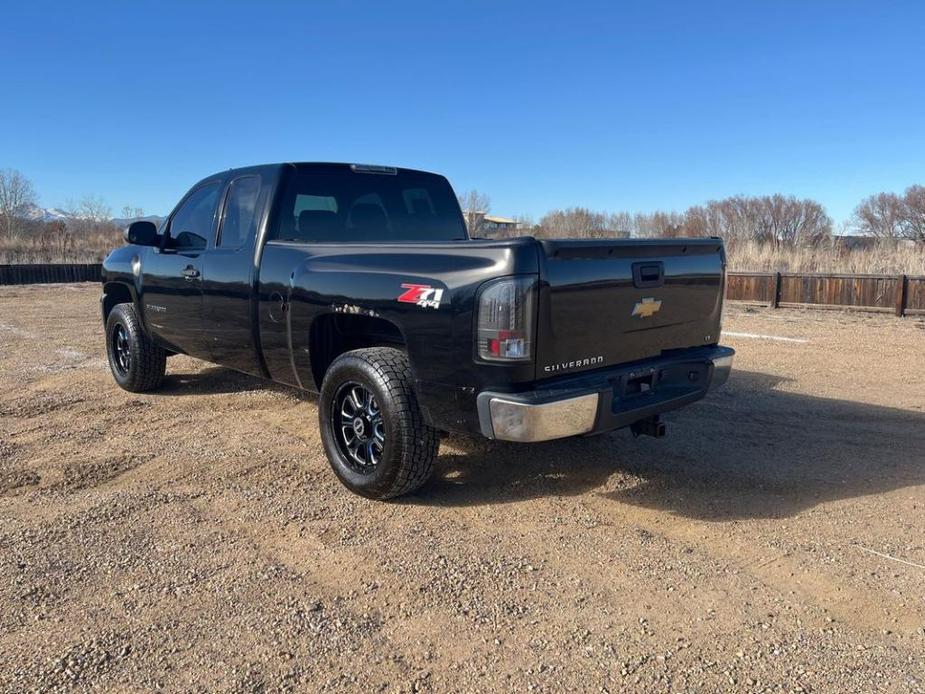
681 197 754 244
65 194 115 236
537 207 612 238
852 185 925 244
512 214 534 235
529 196 830 246
67 194 112 222
457 190 491 236
535 208 694 239
853 192 905 238
761 194 831 247
608 211 635 236
635 211 685 238
120 205 145 220
0 168 38 239
680 195 830 247
900 185 925 243
38 220 73 261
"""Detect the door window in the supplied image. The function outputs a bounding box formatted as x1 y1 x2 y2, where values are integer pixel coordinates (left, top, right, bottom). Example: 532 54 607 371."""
218 176 260 248
167 182 221 250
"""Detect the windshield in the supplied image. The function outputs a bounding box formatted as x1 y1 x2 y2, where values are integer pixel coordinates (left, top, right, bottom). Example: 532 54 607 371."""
273 166 468 243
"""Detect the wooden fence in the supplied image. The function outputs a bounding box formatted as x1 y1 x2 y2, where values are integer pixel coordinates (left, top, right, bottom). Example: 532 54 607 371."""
726 271 925 316
0 264 103 285
0 264 923 317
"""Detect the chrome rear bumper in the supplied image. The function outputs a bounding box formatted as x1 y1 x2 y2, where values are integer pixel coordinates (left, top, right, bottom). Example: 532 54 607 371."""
482 393 599 443
477 346 734 442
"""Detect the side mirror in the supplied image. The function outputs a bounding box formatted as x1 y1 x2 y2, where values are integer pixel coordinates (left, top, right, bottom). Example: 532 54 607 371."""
124 220 159 246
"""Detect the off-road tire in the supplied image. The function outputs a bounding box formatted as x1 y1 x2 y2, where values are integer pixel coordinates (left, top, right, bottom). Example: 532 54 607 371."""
319 347 439 499
105 303 167 392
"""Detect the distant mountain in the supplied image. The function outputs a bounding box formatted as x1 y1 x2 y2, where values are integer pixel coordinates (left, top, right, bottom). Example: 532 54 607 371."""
19 205 164 229
22 204 71 223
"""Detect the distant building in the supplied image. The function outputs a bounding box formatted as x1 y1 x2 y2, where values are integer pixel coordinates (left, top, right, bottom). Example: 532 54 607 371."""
481 214 520 232
464 210 521 234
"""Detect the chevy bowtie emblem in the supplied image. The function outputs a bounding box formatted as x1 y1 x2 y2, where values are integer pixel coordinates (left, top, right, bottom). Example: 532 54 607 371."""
632 297 662 318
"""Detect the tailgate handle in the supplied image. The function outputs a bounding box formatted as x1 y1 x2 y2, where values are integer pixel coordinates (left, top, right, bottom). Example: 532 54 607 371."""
633 262 664 288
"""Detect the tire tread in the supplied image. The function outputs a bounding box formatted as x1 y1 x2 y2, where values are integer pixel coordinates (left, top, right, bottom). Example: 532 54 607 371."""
107 303 167 392
321 347 438 499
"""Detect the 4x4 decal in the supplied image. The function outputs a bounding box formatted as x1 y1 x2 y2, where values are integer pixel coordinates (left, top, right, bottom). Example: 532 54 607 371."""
397 283 444 309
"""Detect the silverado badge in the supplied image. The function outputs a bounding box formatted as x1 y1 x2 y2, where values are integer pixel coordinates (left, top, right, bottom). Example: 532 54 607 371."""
632 297 662 318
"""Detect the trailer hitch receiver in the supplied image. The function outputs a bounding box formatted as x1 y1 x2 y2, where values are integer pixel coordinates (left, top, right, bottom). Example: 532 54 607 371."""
631 416 666 438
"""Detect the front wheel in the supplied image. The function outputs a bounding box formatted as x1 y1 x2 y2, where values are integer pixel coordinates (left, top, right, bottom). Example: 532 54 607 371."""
105 303 167 392
319 348 438 500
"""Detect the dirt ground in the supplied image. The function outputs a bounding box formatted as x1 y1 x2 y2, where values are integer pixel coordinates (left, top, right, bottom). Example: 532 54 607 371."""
1 285 923 694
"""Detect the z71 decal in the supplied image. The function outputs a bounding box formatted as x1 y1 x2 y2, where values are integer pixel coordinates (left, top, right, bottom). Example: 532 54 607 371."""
397 283 444 309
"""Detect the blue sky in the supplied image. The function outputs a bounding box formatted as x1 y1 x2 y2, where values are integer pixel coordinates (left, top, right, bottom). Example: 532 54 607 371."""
2 1 923 224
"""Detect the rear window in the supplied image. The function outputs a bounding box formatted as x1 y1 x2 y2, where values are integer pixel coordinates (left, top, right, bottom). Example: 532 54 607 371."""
273 167 467 243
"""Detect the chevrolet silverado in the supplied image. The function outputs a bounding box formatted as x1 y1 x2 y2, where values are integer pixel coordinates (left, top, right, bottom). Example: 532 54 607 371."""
102 163 734 499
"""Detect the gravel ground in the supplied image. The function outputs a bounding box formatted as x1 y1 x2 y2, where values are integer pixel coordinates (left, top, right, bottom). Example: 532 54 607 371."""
1 284 924 693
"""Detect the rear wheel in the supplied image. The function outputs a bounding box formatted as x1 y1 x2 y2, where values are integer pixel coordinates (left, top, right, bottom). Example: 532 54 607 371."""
319 347 438 499
105 303 167 392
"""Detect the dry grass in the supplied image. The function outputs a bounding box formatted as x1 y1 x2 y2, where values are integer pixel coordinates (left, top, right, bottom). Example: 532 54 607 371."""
0 228 122 264
725 240 925 275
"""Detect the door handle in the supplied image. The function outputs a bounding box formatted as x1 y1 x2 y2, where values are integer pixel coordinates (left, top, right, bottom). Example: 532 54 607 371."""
182 266 200 280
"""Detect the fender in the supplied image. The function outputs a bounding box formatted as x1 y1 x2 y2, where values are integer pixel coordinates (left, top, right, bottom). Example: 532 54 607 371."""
101 246 143 325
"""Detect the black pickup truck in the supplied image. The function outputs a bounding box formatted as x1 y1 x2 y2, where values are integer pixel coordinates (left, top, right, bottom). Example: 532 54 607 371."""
102 163 733 499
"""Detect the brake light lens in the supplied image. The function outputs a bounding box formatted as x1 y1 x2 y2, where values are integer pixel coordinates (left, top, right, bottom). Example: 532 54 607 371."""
476 276 536 362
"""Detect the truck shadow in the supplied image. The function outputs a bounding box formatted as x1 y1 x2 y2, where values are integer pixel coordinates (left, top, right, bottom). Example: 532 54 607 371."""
420 369 925 521
157 367 302 398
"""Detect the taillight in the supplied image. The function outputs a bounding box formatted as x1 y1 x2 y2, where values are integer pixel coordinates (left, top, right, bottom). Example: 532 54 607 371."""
476 276 536 362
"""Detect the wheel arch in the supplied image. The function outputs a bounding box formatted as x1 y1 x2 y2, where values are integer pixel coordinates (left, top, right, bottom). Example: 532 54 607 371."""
101 281 136 322
308 312 407 391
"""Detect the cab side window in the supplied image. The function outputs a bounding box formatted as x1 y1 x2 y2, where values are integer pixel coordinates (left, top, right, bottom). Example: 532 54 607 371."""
167 182 221 250
218 176 260 248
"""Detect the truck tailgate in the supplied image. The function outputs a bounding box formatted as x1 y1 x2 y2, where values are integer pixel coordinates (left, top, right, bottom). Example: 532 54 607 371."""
535 239 725 379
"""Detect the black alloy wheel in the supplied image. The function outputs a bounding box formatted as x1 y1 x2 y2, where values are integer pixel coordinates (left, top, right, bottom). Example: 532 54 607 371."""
111 323 132 376
332 381 385 473
104 303 167 392
318 347 438 499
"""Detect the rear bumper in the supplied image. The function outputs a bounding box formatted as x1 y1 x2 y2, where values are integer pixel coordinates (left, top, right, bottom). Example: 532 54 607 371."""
476 346 734 442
